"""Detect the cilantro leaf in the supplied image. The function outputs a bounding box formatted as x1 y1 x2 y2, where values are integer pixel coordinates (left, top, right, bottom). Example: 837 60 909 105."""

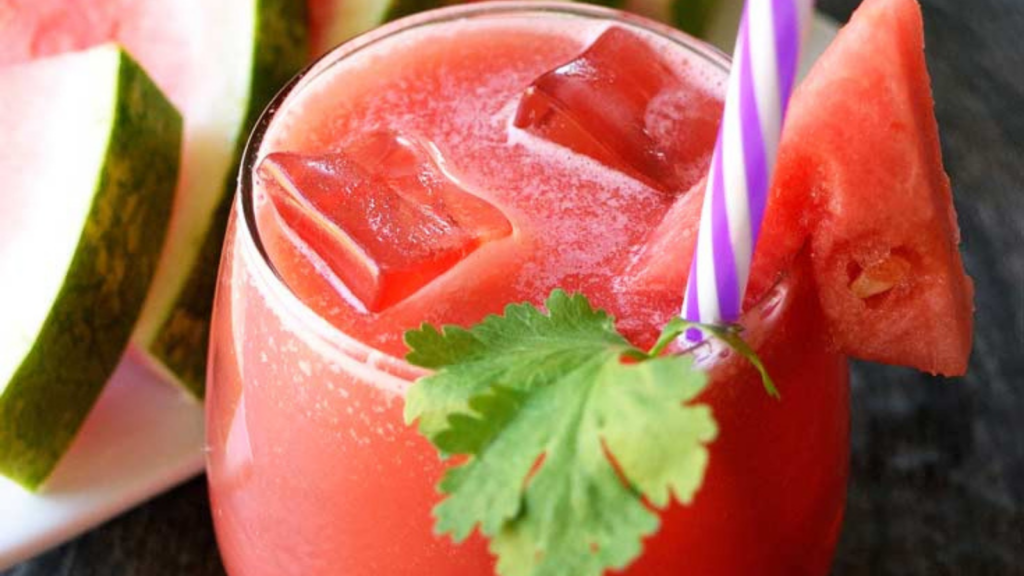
403 290 718 576
658 317 780 398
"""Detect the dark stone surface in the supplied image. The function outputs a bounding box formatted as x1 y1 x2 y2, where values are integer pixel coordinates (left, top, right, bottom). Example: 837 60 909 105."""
827 0 1024 574
5 0 1023 574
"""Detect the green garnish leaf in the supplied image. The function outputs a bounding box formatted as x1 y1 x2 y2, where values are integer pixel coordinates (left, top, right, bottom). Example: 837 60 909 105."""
657 317 780 399
403 290 718 576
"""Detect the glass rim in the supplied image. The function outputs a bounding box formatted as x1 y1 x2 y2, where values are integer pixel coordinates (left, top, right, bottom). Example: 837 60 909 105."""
234 1 732 378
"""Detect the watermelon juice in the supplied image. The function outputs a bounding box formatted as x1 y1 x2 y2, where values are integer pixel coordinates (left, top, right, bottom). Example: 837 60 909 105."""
206 4 849 575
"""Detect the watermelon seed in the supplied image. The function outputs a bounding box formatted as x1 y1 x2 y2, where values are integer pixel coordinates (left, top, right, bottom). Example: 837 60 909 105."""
849 253 912 300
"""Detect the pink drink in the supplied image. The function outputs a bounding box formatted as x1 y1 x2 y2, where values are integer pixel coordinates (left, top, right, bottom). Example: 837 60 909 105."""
206 4 849 575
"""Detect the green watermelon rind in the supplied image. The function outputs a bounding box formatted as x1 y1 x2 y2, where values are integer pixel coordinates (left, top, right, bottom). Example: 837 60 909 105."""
0 49 182 490
147 0 308 397
383 0 446 23
311 0 444 57
671 0 717 36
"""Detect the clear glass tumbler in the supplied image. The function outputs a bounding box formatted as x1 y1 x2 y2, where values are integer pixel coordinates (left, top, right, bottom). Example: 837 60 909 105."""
205 4 850 575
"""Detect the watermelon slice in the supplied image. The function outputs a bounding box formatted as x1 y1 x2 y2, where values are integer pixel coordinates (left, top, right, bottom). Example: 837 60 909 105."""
617 0 744 49
0 0 308 396
0 45 181 489
309 0 442 57
625 0 973 376
779 0 973 376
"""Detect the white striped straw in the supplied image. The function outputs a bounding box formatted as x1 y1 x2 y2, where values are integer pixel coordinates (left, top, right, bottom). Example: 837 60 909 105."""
682 0 813 338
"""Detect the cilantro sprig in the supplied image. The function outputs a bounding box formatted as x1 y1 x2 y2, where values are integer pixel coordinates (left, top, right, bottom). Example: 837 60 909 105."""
657 317 780 399
403 290 768 576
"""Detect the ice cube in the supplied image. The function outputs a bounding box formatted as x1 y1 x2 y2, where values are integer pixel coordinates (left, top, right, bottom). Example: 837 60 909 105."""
258 131 512 312
513 26 681 192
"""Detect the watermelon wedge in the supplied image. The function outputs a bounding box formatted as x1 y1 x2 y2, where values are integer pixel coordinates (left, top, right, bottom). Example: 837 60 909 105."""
777 0 974 376
0 45 181 489
0 0 308 396
626 0 972 376
309 0 442 57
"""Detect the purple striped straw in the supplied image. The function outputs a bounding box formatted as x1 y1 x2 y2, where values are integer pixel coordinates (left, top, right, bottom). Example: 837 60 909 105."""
683 0 813 338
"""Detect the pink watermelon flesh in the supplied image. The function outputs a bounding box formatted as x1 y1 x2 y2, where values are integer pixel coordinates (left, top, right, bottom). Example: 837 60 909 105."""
308 0 340 57
258 131 512 313
626 0 972 376
785 0 973 376
0 0 199 113
514 27 692 193
308 0 353 57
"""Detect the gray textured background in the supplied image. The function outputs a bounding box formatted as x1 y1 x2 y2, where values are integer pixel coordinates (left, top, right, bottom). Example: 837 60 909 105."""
5 0 1023 573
